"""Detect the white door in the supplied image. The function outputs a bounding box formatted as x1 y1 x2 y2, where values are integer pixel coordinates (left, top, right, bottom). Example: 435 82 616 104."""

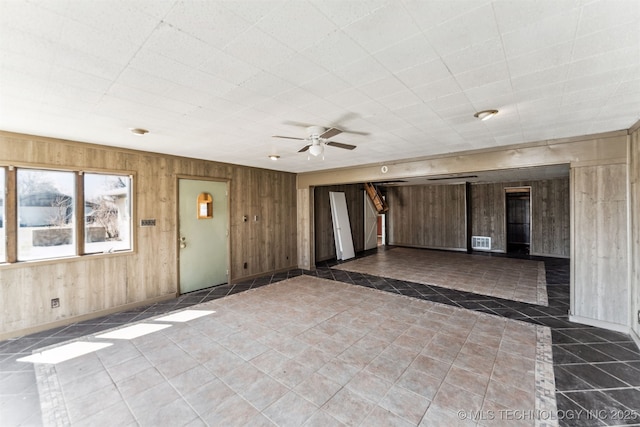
364 190 378 250
329 191 355 260
179 179 228 293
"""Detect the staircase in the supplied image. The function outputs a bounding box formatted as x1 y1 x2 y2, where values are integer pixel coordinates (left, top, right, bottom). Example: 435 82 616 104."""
364 182 389 214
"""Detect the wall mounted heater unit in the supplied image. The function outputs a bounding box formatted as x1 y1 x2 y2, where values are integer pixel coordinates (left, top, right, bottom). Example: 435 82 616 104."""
472 236 491 250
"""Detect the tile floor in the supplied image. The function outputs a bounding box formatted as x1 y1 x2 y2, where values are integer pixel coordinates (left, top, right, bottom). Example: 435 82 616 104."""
31 276 554 426
332 248 546 305
1 247 639 427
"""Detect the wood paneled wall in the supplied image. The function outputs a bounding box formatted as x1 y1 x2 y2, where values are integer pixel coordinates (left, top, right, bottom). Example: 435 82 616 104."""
571 164 628 327
314 185 364 262
471 178 570 257
386 184 466 250
0 132 297 338
629 126 640 340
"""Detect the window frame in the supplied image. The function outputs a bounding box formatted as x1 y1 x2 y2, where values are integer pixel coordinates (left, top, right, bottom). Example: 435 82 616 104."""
82 172 133 255
0 163 136 266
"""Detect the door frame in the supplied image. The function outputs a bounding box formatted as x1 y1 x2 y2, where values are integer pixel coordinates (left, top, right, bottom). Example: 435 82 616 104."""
504 186 532 254
176 175 231 295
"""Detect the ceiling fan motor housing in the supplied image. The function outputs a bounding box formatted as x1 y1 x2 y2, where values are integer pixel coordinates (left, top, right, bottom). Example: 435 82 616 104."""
307 126 325 139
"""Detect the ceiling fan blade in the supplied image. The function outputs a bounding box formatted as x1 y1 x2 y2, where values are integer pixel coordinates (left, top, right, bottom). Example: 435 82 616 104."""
327 141 356 150
282 120 313 128
272 135 305 140
320 127 342 139
298 145 311 152
341 129 369 136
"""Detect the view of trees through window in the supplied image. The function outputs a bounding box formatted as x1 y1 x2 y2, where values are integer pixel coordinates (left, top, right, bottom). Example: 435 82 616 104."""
17 169 76 260
84 173 131 253
0 169 133 262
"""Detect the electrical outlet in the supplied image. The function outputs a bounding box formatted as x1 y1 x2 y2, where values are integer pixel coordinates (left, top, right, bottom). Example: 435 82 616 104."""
51 298 60 308
637 310 640 324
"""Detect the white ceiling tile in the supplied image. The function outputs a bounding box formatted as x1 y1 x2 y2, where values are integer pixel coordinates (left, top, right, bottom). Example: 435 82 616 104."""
222 0 288 25
301 30 369 72
2 0 639 173
442 38 505 76
256 1 339 51
378 90 422 112
426 92 471 112
299 73 351 98
0 26 57 64
372 33 438 73
273 87 321 108
395 59 452 88
576 0 640 37
463 79 513 106
453 60 510 90
401 0 491 32
425 4 500 57
412 76 462 102
393 103 440 122
48 65 111 96
342 2 422 53
510 67 568 93
240 72 292 98
567 48 637 80
55 0 160 42
220 86 270 108
563 68 631 95
107 83 199 115
309 0 391 29
571 22 640 61
324 88 373 108
297 98 343 119
269 53 328 86
333 56 390 86
349 99 390 118
222 27 296 71
56 20 138 66
506 42 574 78
501 8 580 57
357 76 407 100
198 51 262 87
492 0 582 34
163 1 252 50
144 23 212 68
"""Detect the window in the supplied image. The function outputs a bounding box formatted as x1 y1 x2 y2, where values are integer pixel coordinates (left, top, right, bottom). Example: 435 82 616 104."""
84 173 132 254
0 167 133 264
0 167 5 263
17 169 76 261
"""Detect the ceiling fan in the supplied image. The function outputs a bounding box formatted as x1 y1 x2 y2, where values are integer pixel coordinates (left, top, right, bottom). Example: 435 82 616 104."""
272 126 357 159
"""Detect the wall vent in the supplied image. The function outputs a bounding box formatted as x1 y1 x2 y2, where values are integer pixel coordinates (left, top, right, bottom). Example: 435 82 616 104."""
140 219 156 227
472 236 491 250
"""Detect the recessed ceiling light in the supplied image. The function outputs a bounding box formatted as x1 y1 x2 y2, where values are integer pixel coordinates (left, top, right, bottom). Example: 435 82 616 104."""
268 154 280 160
130 128 149 136
474 109 498 121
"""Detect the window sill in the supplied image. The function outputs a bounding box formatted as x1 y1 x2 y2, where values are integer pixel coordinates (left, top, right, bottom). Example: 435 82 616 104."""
0 250 135 270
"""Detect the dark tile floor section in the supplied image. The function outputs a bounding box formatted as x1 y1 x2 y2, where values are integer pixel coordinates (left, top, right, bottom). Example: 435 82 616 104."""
1 248 638 426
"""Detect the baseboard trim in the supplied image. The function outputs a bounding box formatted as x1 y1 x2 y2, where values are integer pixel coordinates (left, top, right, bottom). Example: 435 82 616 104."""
568 313 630 334
230 264 299 284
0 294 177 342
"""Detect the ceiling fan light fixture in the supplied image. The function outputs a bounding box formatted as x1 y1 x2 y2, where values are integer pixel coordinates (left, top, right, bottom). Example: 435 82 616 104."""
474 109 498 121
309 143 323 157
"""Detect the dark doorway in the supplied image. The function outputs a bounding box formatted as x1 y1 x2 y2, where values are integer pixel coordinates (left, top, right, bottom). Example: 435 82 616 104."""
506 188 531 255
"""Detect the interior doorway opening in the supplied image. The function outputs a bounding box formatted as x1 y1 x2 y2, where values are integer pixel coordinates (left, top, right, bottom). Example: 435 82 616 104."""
505 187 531 255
